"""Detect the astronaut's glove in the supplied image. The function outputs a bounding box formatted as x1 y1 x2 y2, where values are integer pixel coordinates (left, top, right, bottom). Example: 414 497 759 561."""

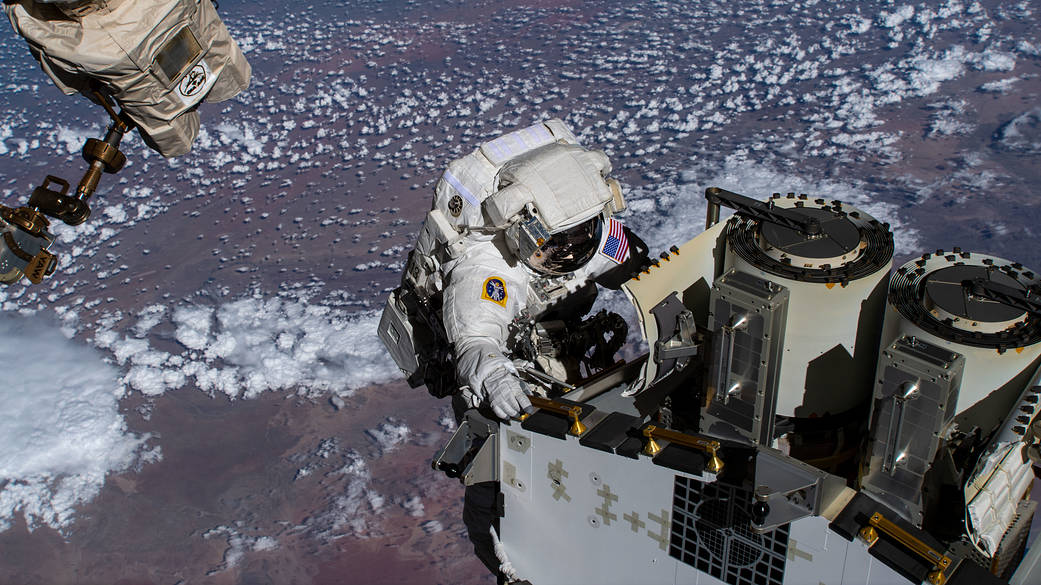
459 385 482 410
482 369 533 420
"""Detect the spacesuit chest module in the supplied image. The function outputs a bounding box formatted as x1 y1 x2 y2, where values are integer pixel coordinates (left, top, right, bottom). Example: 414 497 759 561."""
4 0 251 157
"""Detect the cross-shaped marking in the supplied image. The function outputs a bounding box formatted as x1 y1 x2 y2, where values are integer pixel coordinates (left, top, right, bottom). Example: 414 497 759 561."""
787 538 814 562
647 509 670 551
547 459 570 502
624 511 645 533
595 484 619 526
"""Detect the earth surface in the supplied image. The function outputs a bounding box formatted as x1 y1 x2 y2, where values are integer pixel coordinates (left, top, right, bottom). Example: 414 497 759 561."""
1 0 1040 584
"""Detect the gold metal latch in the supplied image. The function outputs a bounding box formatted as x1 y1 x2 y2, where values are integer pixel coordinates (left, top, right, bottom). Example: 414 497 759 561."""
858 511 953 585
526 395 588 437
641 425 724 474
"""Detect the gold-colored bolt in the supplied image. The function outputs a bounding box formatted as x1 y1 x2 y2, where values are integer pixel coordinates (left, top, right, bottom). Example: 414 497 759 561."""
643 436 662 456
926 569 946 585
706 446 724 474
859 525 879 546
568 408 587 437
642 427 663 456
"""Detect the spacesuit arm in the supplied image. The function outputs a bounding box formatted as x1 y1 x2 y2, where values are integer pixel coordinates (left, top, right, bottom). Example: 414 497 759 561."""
442 241 533 419
453 335 532 419
453 335 517 391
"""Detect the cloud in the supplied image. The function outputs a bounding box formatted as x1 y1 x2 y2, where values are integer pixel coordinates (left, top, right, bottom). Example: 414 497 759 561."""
365 419 411 455
624 155 919 257
103 295 399 400
203 525 280 575
994 108 1041 155
0 313 156 533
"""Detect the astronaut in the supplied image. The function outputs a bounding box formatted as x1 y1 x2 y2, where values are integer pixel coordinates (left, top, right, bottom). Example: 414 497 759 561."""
379 119 647 581
382 119 645 419
443 150 641 419
4 0 251 157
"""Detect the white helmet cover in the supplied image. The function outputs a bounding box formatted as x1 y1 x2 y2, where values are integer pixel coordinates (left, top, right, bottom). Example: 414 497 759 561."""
485 142 616 232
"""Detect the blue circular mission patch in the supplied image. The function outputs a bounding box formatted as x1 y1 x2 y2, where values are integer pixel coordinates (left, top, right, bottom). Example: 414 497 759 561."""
481 277 508 306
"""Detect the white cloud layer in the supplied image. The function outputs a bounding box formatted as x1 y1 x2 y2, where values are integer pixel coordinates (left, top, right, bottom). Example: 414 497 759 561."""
0 314 155 533
624 155 919 257
97 296 399 400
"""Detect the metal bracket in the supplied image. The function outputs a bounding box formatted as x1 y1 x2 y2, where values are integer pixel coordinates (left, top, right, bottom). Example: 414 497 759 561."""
750 447 846 534
463 433 498 486
964 277 1041 318
432 413 499 485
655 308 699 361
517 364 576 392
705 186 822 236
649 292 700 381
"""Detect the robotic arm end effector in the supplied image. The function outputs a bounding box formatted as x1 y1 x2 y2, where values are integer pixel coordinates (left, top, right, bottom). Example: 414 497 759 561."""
0 205 57 285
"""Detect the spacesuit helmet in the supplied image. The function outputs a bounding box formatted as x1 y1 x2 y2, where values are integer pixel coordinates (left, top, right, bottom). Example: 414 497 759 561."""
524 214 602 276
486 142 625 275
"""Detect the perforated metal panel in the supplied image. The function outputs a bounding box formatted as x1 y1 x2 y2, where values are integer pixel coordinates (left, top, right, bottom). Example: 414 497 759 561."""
670 477 789 585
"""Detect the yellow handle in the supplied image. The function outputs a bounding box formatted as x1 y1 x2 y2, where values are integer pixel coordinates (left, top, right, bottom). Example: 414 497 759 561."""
641 425 724 473
527 395 587 437
858 512 952 585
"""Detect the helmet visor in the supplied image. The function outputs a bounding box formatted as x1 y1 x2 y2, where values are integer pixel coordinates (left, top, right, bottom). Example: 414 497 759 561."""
526 216 601 275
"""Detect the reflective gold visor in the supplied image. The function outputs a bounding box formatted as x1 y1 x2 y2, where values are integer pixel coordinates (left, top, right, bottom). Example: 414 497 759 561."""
526 216 601 275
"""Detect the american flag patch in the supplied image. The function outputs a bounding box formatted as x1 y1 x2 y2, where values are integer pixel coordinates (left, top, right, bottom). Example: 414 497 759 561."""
599 218 629 264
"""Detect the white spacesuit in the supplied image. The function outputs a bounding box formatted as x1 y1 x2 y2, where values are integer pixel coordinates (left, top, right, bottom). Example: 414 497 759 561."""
4 0 251 157
380 119 645 419
442 177 635 419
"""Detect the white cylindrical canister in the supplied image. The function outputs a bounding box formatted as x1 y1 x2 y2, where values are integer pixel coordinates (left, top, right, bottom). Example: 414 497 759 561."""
723 193 894 418
883 251 1041 417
